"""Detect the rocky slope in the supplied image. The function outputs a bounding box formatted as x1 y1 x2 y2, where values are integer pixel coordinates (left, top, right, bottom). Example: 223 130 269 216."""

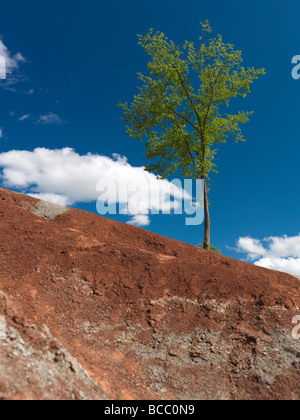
0 187 299 400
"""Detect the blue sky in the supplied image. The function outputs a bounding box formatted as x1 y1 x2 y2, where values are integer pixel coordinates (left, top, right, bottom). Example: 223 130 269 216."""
0 0 300 274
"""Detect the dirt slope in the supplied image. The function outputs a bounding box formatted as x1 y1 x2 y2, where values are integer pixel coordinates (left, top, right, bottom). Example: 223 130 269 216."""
0 187 299 400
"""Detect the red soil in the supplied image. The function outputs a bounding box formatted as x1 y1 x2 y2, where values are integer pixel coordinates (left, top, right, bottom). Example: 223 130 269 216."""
0 187 299 400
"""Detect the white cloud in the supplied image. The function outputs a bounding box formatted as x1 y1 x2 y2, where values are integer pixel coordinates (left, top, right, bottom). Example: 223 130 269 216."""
236 234 300 276
18 114 31 122
127 215 151 227
28 193 69 206
16 113 61 124
0 147 192 227
0 129 3 138
0 39 26 81
37 113 62 125
236 237 266 260
254 257 300 275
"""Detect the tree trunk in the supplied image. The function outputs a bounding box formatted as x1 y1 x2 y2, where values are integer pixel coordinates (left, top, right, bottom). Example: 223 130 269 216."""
202 178 211 250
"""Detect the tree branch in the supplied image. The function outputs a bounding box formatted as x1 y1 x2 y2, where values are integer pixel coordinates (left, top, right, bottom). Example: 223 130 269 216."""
173 68 204 139
203 67 223 130
172 118 202 178
160 97 201 135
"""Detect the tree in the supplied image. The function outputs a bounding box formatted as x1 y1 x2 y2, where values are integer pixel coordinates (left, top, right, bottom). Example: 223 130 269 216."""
119 21 265 250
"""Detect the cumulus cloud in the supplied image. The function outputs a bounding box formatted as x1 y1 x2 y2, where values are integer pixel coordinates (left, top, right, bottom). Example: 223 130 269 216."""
0 147 193 227
236 237 267 260
254 257 300 275
28 193 69 206
236 235 300 276
0 39 26 83
127 215 151 227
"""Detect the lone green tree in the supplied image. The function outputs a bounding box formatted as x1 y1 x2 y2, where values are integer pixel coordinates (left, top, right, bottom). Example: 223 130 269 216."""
119 22 265 250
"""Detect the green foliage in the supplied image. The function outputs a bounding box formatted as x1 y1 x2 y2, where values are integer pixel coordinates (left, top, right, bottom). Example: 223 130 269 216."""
198 242 221 254
118 21 265 181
